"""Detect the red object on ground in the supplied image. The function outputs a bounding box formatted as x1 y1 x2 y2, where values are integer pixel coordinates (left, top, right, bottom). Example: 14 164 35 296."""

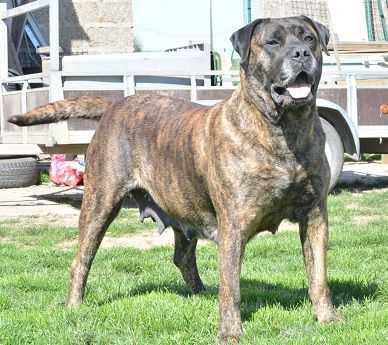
49 154 85 187
380 104 388 115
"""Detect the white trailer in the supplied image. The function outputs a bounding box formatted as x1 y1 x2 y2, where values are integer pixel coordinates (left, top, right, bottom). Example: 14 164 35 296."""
3 0 388 190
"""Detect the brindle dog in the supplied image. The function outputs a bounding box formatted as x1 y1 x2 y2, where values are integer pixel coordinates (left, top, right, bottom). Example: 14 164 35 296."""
9 16 338 342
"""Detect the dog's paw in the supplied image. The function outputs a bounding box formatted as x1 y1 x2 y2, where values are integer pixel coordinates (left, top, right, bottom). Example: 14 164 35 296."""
191 282 206 294
66 294 84 307
218 322 243 343
314 303 338 323
218 333 241 344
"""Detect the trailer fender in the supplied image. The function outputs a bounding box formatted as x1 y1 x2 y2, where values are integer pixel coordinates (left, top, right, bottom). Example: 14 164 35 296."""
317 98 360 160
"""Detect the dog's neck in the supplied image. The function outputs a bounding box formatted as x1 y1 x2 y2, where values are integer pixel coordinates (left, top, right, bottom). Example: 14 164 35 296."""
227 86 319 156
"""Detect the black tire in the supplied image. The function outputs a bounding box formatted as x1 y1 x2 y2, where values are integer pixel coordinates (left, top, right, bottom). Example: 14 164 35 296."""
0 157 39 189
320 118 344 191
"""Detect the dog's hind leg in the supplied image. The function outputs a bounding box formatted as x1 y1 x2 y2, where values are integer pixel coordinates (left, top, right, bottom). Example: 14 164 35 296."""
67 169 128 306
173 228 205 293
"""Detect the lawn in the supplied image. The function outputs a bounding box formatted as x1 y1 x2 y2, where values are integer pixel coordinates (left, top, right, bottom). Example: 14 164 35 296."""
0 189 387 344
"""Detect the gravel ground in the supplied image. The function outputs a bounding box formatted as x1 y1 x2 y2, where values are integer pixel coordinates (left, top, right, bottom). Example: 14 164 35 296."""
0 184 83 226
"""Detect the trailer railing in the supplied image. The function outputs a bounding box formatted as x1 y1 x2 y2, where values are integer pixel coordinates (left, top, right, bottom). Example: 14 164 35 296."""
1 69 241 149
2 63 388 149
0 0 63 149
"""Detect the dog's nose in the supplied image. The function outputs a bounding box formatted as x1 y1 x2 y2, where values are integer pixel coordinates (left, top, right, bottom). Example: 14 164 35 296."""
290 47 311 62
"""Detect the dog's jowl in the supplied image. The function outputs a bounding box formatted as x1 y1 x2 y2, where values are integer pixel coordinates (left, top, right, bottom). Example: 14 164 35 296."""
9 16 338 342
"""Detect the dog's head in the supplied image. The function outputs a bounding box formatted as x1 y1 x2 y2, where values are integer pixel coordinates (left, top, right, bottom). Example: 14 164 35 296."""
230 16 329 122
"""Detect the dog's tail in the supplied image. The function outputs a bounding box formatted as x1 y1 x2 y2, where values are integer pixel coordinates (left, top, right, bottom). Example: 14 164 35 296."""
8 96 112 126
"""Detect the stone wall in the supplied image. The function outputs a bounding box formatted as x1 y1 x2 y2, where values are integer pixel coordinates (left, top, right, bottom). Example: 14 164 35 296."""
32 0 134 55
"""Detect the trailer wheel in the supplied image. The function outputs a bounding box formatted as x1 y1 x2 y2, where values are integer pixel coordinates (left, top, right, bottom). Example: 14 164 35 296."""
320 118 344 191
0 157 39 189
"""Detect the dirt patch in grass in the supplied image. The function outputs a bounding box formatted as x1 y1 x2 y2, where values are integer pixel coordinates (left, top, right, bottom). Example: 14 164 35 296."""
1 214 79 228
346 202 360 209
0 236 13 244
352 215 374 226
58 230 176 251
352 215 388 226
57 230 213 251
56 221 297 251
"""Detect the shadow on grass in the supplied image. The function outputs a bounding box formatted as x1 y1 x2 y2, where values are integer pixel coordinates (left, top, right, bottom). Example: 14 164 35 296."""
332 183 388 195
95 278 378 321
333 175 388 195
34 190 137 210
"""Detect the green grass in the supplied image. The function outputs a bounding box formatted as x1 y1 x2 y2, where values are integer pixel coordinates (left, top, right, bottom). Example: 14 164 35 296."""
39 171 50 184
0 189 387 344
108 209 156 236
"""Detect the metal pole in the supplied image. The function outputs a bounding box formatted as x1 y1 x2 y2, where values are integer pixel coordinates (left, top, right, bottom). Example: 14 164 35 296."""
48 0 66 145
0 1 8 82
243 0 252 24
49 0 59 73
209 0 215 85
346 74 359 134
377 0 388 41
0 1 7 140
364 0 376 41
209 0 213 53
123 74 135 97
327 0 342 72
0 85 4 141
190 76 197 102
48 0 63 102
21 81 28 143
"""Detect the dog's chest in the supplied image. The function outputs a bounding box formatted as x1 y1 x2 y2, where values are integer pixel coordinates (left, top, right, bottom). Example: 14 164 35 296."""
273 158 310 194
256 154 323 222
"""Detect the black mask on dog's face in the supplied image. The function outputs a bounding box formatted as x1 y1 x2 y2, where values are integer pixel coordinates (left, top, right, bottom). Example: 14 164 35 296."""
230 16 330 123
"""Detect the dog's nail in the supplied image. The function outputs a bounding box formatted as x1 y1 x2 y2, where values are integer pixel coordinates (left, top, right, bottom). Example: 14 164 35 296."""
157 224 166 233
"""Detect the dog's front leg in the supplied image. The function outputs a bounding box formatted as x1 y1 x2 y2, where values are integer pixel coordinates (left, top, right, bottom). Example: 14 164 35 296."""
299 200 337 323
218 219 246 343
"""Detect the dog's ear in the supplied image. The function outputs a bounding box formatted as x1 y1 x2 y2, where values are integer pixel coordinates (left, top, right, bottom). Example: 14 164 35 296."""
230 19 264 71
301 15 330 56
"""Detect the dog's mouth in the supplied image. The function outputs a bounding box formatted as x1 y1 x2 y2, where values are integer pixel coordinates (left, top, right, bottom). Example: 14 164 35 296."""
271 71 315 106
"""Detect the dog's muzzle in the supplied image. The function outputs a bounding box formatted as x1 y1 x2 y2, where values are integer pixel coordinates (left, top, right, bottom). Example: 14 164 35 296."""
271 71 315 107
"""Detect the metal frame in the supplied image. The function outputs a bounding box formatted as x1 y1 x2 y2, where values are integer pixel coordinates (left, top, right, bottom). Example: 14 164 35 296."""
0 1 8 83
0 0 65 149
0 67 357 140
25 13 48 48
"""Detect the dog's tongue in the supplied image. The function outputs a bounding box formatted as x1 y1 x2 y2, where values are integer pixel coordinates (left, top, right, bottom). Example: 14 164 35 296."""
286 86 311 99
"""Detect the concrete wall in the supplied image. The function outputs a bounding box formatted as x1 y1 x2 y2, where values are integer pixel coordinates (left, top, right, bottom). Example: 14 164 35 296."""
32 0 134 55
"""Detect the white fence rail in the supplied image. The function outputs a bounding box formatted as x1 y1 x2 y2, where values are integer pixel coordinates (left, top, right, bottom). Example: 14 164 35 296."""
0 70 241 148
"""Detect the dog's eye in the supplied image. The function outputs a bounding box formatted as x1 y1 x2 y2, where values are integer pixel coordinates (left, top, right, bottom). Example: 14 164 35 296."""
304 35 314 42
265 40 280 47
